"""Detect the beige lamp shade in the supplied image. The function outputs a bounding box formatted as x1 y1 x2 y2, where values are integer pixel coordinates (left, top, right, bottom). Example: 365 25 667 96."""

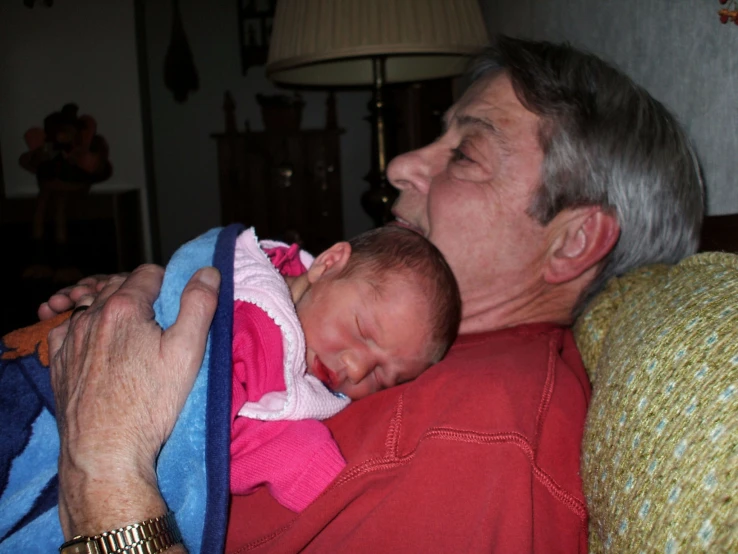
266 0 490 86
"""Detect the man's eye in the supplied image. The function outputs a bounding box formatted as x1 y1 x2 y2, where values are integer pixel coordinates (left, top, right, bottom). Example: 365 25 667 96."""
451 148 471 163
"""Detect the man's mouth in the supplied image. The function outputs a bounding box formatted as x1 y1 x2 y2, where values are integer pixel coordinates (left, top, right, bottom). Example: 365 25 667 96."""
390 215 424 236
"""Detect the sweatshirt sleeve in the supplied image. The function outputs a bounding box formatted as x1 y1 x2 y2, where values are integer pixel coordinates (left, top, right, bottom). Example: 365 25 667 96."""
231 300 346 512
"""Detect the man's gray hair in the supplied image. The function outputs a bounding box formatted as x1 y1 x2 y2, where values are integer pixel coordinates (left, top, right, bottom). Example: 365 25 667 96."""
471 36 704 312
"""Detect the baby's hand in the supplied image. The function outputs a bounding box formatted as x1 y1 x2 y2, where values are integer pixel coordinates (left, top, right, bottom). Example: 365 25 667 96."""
38 273 130 320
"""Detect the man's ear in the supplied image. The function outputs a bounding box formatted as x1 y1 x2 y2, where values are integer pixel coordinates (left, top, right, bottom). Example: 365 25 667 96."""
306 242 352 284
544 207 620 284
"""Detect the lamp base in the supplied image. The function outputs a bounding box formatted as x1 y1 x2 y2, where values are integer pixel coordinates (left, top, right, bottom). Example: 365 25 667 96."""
361 57 398 227
360 181 397 228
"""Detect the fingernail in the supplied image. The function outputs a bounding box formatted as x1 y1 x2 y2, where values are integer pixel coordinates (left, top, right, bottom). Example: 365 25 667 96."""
198 266 221 289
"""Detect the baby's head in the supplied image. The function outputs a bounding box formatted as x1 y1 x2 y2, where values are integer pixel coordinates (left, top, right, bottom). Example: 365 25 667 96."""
293 226 461 400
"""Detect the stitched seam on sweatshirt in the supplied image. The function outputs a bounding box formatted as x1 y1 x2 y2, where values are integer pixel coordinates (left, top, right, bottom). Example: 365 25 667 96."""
533 330 561 451
384 394 404 457
230 521 297 553
333 427 587 522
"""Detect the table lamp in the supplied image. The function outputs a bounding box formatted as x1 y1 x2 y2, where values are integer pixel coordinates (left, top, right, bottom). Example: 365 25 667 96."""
266 0 489 226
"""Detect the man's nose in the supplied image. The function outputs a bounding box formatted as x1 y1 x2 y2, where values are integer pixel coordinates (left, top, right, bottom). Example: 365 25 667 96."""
387 143 438 195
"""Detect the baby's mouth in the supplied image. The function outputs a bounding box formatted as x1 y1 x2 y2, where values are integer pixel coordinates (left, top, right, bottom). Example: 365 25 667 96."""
311 356 337 390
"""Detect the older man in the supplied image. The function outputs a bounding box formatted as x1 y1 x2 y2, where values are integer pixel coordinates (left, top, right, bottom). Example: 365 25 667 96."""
45 37 702 553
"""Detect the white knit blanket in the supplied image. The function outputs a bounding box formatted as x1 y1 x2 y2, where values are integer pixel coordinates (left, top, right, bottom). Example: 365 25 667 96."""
234 228 351 421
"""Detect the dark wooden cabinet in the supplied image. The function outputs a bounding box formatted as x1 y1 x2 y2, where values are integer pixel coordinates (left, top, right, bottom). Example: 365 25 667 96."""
212 128 344 254
0 189 144 335
0 189 143 272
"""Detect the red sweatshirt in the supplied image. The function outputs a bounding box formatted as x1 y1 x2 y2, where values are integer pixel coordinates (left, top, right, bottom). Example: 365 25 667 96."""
226 323 591 553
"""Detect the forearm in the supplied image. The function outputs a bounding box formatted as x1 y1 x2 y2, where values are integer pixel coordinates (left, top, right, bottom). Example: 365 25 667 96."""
58 457 188 553
58 463 164 537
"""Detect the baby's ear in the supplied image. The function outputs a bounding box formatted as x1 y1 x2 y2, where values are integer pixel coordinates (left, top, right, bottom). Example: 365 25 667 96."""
306 242 352 283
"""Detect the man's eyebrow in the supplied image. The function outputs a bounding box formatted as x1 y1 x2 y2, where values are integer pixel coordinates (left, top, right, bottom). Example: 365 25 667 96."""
441 112 504 141
455 114 501 137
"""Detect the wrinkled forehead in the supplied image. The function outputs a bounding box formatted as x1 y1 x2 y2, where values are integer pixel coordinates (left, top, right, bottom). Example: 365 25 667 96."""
460 71 505 106
443 72 544 163
447 72 507 120
444 71 539 130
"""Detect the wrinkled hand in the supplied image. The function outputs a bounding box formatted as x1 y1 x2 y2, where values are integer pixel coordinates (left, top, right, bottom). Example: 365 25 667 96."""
48 264 220 543
38 272 131 320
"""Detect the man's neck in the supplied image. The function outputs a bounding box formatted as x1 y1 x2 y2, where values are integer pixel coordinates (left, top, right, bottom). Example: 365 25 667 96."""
457 283 578 335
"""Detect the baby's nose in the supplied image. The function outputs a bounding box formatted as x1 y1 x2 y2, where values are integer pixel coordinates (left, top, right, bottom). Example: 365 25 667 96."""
342 352 373 384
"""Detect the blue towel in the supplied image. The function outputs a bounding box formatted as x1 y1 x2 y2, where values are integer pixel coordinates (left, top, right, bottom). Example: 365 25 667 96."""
0 223 243 553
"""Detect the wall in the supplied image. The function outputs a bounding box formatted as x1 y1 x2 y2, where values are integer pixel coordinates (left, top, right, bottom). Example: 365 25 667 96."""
0 0 153 259
480 0 738 215
143 0 373 261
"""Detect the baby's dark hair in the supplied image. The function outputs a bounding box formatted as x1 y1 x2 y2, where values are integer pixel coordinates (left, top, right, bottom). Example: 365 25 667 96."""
338 226 461 363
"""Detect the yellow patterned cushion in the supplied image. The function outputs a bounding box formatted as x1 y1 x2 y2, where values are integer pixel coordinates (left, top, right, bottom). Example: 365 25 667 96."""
574 252 738 552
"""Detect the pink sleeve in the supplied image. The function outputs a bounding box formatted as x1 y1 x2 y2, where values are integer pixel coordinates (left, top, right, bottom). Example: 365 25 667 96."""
231 300 346 512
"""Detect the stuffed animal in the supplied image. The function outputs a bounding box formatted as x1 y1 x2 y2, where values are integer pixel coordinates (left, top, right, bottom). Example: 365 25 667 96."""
18 103 112 280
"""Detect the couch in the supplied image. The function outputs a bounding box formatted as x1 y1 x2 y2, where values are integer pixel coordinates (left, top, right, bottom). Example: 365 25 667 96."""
574 252 737 551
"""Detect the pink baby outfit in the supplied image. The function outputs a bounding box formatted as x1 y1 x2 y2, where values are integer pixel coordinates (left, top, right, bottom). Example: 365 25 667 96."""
230 228 349 512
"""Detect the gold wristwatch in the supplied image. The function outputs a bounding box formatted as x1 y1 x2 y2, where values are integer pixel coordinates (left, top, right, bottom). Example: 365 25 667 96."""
59 512 182 554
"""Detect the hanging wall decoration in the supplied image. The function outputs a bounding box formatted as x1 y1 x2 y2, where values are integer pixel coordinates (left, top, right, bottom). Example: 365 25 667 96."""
718 0 738 25
164 0 200 102
238 0 276 75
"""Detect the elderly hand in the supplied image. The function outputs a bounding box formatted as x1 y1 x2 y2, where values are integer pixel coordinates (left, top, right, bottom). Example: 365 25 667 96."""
48 264 220 546
38 272 130 320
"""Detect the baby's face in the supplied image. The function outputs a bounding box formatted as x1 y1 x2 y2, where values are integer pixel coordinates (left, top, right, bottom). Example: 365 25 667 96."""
295 273 435 400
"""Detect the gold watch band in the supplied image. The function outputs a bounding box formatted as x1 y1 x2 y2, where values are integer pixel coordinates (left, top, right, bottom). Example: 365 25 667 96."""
59 511 182 554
